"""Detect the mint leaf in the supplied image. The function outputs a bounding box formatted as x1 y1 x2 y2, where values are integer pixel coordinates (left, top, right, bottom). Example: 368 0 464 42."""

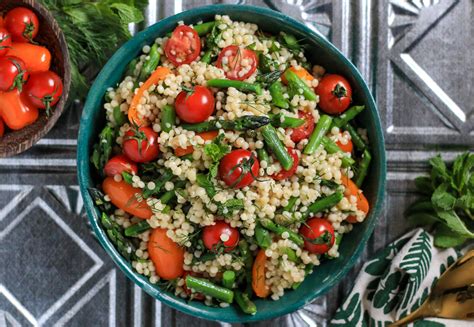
406 212 440 227
196 174 216 198
204 134 230 162
431 183 456 210
414 176 433 195
456 193 474 211
217 199 244 217
434 224 468 248
429 155 451 183
436 210 474 238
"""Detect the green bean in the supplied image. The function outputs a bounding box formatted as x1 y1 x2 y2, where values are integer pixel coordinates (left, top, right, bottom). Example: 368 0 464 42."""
182 115 269 133
269 81 289 109
185 275 234 303
256 148 270 163
121 171 133 184
160 104 175 133
255 224 272 249
260 124 293 170
345 123 366 151
284 69 317 101
260 218 304 247
201 49 213 64
113 106 126 125
235 291 257 315
142 169 174 198
270 113 305 128
320 137 355 168
283 247 298 263
304 191 344 219
138 44 160 82
125 220 150 237
332 106 365 128
91 125 115 174
101 212 136 261
283 196 298 212
193 21 216 36
303 115 333 154
180 153 194 161
222 271 236 289
354 149 372 187
238 240 253 295
125 58 138 77
207 79 262 95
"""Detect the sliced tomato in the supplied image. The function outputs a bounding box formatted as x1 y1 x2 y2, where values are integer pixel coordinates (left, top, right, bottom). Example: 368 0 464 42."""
216 45 258 81
271 147 299 181
104 154 138 177
164 25 201 66
288 111 315 143
336 138 353 153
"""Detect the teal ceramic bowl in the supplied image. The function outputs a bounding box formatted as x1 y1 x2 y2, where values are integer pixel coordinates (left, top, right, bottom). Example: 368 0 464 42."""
78 4 386 323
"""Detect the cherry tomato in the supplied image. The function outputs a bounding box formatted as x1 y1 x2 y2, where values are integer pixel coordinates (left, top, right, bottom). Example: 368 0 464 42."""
4 7 39 43
7 43 51 72
164 25 201 66
0 118 4 137
0 28 12 56
271 147 299 181
0 56 28 92
289 111 315 143
148 228 184 280
0 16 4 28
216 45 258 81
175 85 215 123
123 126 160 163
23 71 63 113
102 177 152 219
174 130 218 157
299 217 335 254
183 272 205 300
315 74 352 115
0 89 38 130
203 221 240 252
218 149 259 188
252 249 270 298
336 138 353 153
104 154 138 177
341 175 369 224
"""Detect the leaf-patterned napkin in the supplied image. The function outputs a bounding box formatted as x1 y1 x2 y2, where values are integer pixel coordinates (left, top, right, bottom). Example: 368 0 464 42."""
329 228 471 326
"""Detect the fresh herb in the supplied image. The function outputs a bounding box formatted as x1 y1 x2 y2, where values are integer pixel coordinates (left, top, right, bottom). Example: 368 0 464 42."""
38 0 147 101
217 199 245 217
407 152 474 248
204 134 231 162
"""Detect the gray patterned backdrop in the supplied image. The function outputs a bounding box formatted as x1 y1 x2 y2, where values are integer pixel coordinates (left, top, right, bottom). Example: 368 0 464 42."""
0 0 472 326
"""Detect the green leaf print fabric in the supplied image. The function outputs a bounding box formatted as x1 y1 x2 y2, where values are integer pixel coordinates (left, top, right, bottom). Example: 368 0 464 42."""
329 228 471 326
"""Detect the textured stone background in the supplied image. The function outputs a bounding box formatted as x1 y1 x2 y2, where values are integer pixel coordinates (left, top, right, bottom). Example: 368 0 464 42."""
0 0 472 326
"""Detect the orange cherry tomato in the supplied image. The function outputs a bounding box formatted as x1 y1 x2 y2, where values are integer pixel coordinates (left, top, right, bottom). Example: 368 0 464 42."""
336 138 353 153
0 89 38 130
252 249 270 298
0 117 4 137
341 175 369 223
174 130 219 156
7 42 51 72
102 177 152 219
148 228 184 280
281 66 314 85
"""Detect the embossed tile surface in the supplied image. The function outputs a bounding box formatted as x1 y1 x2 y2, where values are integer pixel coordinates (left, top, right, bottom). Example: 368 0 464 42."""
1 0 472 326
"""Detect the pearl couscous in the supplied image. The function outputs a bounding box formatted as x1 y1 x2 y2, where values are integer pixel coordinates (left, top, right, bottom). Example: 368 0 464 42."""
90 15 372 315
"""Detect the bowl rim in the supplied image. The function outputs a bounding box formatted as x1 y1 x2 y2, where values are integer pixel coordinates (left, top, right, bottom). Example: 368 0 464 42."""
78 4 386 323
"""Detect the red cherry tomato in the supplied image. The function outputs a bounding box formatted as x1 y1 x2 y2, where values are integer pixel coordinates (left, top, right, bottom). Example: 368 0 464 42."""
164 25 201 66
0 56 28 92
175 85 215 123
104 154 138 177
0 117 4 137
23 71 63 113
4 7 39 43
203 221 240 252
123 126 160 163
315 74 352 115
148 228 184 280
289 111 315 143
218 149 259 188
299 217 335 254
336 138 353 153
216 45 258 81
0 89 38 130
0 28 12 56
271 147 299 181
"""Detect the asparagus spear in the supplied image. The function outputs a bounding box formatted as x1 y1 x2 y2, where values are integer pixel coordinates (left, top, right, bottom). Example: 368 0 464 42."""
181 115 270 133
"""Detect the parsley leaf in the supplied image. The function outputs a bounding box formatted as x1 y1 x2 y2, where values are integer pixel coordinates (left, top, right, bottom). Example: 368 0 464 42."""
217 199 244 217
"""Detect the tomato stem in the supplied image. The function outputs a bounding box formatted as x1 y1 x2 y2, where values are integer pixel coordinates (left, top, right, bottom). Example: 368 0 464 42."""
332 83 347 99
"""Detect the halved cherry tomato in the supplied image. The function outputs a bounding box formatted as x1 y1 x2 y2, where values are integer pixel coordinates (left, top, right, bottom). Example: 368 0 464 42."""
164 25 201 66
271 147 299 181
299 217 335 254
336 138 353 153
288 111 315 143
104 154 138 177
341 175 369 223
0 118 4 137
175 130 218 156
218 149 259 188
252 249 270 298
315 74 352 115
175 85 215 123
0 28 12 56
7 42 51 72
0 16 4 28
0 56 28 92
148 228 184 280
281 66 314 85
203 221 240 252
183 272 205 300
102 177 152 219
0 89 38 130
216 45 258 81
4 7 39 42
123 126 160 163
23 71 63 113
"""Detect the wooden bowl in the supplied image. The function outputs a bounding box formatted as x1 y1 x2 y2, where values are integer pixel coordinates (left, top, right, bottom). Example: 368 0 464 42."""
0 0 71 157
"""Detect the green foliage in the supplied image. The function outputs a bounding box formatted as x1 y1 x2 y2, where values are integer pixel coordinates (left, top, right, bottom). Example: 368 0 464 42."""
407 152 474 248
